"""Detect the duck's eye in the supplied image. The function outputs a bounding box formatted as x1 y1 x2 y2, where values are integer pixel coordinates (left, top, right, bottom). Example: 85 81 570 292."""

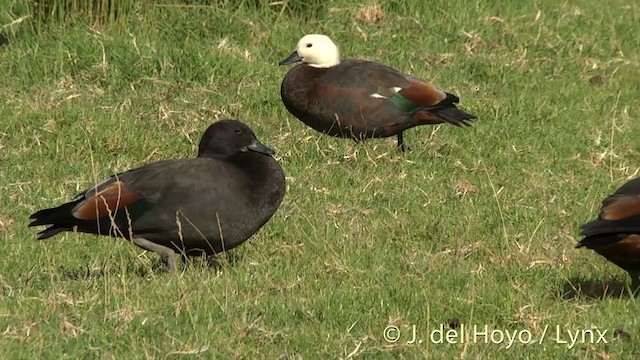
234 128 242 134
306 43 312 48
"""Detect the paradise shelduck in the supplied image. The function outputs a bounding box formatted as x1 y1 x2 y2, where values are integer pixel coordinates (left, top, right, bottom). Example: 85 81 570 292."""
28 119 286 272
577 177 640 295
279 34 477 151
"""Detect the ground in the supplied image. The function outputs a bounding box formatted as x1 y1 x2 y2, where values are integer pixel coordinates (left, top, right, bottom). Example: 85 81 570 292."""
0 0 639 358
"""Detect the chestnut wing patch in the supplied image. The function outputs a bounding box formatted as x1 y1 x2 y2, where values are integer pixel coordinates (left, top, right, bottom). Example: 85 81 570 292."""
72 180 142 220
601 195 640 221
398 77 447 106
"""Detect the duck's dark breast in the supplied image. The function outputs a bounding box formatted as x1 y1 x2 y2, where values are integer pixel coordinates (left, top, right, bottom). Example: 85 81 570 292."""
132 156 285 255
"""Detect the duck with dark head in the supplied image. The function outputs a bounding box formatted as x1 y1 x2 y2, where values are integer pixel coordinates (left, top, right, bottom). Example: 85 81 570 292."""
28 119 286 272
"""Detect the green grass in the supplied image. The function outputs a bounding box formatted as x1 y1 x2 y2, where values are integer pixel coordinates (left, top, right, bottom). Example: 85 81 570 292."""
1 0 639 358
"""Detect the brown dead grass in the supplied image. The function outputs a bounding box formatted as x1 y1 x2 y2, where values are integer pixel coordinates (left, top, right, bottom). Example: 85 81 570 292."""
357 4 385 25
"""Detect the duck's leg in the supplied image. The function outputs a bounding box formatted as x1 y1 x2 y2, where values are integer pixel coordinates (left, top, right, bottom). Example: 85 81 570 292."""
132 237 177 272
180 253 191 268
396 132 406 152
629 271 640 298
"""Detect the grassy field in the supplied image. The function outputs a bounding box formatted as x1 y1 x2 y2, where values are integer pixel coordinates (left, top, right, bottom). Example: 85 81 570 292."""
1 0 639 358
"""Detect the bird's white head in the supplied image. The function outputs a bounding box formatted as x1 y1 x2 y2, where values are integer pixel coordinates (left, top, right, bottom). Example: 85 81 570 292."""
279 34 341 68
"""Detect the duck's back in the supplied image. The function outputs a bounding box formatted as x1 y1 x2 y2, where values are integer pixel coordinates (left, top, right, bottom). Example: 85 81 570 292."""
578 178 640 272
580 178 640 239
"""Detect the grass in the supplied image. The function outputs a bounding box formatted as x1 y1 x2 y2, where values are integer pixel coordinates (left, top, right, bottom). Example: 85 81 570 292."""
1 0 639 358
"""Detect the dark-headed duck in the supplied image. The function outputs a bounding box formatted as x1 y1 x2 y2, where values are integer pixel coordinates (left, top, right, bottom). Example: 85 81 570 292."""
29 119 286 272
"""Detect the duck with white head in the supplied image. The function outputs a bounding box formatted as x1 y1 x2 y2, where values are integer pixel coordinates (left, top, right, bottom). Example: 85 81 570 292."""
279 34 476 151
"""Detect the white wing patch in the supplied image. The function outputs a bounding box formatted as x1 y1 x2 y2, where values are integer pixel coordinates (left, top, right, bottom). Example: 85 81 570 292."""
369 86 403 99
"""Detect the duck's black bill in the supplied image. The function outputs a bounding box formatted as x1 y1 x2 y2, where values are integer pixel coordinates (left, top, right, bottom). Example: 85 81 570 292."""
279 51 302 65
247 139 275 156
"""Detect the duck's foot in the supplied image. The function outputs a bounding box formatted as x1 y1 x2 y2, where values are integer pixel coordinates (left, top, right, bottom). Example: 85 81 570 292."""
132 237 177 273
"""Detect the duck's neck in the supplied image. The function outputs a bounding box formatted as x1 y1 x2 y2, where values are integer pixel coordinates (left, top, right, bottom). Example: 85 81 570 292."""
281 65 329 111
233 152 283 187
308 58 340 68
232 153 285 210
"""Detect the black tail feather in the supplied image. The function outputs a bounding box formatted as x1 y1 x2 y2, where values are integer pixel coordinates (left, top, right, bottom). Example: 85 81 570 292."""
29 200 80 225
580 218 640 239
435 107 476 127
36 226 71 240
430 93 477 127
577 232 620 248
29 201 80 240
